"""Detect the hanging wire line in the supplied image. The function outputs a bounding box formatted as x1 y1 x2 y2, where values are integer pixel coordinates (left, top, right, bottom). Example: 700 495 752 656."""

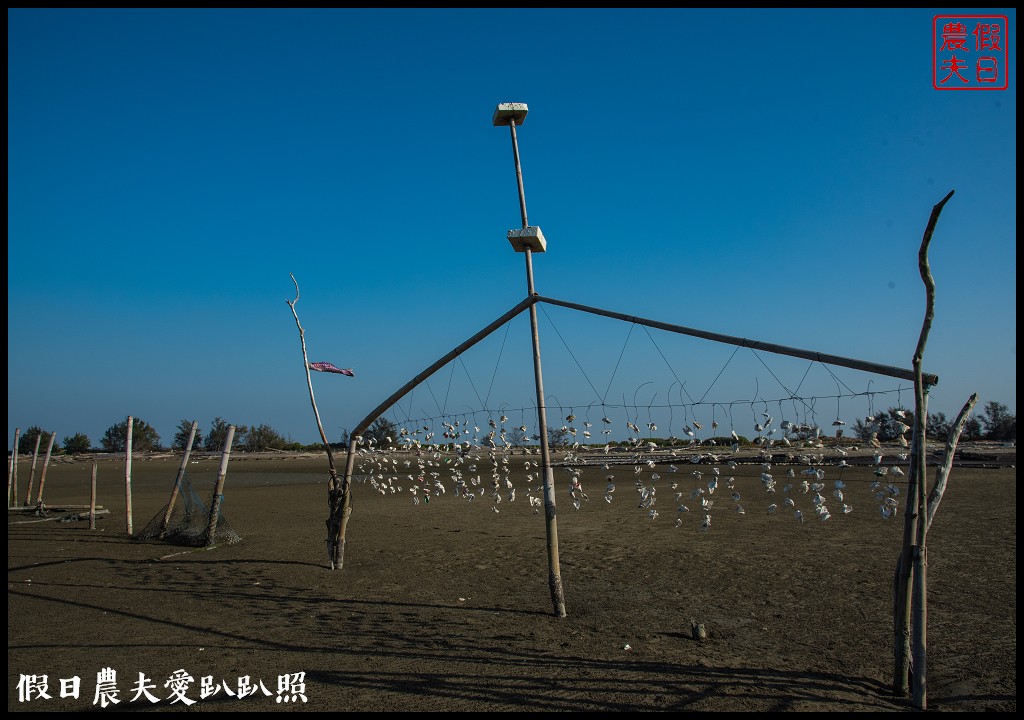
696 345 741 404
539 304 604 403
749 348 816 417
603 322 636 404
458 356 486 411
792 361 815 398
819 361 859 397
402 385 416 424
640 326 696 404
422 377 444 418
442 362 457 417
483 318 514 408
374 381 913 443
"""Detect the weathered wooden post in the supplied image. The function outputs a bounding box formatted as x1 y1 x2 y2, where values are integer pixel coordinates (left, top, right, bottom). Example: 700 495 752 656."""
890 189 954 709
90 463 98 530
35 432 56 509
8 427 20 507
24 434 41 506
125 416 134 536
160 420 198 539
286 274 346 568
205 425 235 546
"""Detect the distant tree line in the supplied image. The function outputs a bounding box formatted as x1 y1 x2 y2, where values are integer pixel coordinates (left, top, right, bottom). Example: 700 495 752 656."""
851 401 1015 443
11 401 1015 457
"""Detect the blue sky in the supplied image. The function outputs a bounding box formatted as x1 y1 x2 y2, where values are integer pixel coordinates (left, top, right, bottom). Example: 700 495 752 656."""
8 8 1016 449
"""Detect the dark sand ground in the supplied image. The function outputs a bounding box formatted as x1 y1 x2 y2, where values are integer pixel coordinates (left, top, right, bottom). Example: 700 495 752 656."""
7 445 1016 711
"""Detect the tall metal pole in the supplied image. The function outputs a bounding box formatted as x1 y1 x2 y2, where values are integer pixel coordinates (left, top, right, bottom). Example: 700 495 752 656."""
508 114 566 618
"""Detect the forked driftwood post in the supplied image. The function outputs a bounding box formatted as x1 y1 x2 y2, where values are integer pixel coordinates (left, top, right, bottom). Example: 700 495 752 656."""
34 432 56 510
205 425 235 547
90 463 98 530
890 189 962 710
926 395 979 530
286 274 347 568
913 393 978 707
125 416 134 536
160 420 198 539
24 434 41 506
9 428 20 507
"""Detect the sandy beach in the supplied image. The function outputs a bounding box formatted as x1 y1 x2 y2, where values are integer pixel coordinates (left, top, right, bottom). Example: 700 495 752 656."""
7 447 1016 711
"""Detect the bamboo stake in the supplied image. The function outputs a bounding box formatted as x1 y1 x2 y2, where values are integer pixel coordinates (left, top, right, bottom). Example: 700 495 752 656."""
205 425 235 546
90 463 98 530
349 295 535 437
24 434 41 506
13 509 110 525
159 421 198 539
9 428 20 507
34 432 56 508
538 296 939 387
125 416 134 536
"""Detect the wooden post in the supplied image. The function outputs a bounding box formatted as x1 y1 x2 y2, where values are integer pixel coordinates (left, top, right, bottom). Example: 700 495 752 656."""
90 463 98 530
35 432 56 508
205 425 235 546
893 429 919 697
889 189 952 709
24 434 41 506
125 416 134 536
9 427 19 507
159 420 198 539
926 394 979 530
910 387 929 710
287 274 346 569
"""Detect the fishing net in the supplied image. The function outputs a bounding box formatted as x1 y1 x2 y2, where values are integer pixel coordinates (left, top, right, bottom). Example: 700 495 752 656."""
134 470 242 546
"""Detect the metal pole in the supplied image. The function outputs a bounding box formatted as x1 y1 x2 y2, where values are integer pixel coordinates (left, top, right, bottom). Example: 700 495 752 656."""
509 120 529 229
510 116 565 618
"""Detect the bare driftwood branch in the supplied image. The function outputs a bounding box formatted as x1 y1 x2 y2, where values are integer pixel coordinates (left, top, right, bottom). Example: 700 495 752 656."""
894 189 954 701
926 393 979 533
909 189 953 710
913 189 954 369
287 273 346 569
286 273 337 473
